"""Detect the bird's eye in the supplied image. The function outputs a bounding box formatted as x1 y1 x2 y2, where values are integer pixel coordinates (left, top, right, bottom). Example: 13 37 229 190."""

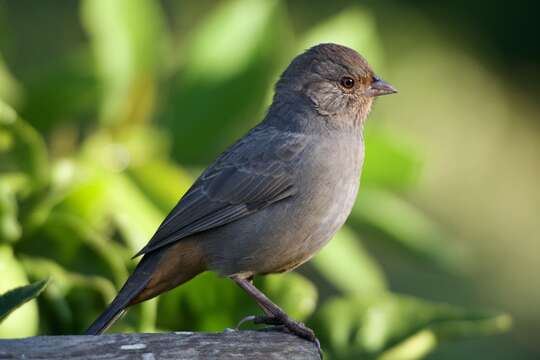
340 76 355 89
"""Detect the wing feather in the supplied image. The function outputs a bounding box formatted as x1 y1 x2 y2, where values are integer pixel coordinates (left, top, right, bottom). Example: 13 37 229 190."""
133 127 307 257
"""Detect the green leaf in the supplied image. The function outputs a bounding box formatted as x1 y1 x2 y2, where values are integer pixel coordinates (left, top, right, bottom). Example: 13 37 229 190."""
0 245 40 337
312 227 387 294
0 279 48 323
350 188 465 272
313 293 511 360
81 0 167 126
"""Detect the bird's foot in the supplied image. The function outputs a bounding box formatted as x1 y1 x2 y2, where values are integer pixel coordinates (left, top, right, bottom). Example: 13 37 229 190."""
235 315 257 330
240 314 322 358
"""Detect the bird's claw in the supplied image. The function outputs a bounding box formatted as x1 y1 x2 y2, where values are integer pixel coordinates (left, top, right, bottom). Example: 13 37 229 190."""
238 314 323 359
235 315 257 330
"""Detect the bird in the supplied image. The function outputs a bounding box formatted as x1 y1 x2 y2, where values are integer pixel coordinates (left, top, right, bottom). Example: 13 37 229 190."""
84 43 397 351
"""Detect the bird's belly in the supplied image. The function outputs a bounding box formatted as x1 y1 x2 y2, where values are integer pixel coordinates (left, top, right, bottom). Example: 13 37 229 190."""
265 174 361 274
201 136 363 277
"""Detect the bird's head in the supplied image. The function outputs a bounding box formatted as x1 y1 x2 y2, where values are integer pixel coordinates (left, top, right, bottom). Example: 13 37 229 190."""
273 43 397 127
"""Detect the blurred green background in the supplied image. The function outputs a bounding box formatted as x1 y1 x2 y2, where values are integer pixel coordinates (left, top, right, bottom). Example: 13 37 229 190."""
0 0 538 359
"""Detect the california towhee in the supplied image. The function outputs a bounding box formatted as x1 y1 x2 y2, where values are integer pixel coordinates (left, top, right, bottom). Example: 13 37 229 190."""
85 43 397 352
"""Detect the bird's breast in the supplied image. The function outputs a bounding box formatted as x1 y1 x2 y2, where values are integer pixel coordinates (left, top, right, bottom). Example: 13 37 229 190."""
260 132 365 273
201 131 365 277
296 134 364 243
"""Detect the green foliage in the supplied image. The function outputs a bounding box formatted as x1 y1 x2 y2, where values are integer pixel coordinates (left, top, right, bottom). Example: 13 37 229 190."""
0 279 48 323
0 246 41 337
81 0 167 126
0 1 510 358
313 294 511 359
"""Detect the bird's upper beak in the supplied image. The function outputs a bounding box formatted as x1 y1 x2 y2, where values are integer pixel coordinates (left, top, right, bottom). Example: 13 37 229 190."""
365 76 398 97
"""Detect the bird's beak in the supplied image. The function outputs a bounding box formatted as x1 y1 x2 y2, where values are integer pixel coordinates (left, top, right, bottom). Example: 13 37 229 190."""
365 77 398 97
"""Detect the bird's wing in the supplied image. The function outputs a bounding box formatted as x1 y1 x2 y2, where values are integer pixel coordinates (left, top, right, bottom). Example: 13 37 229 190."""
133 126 308 257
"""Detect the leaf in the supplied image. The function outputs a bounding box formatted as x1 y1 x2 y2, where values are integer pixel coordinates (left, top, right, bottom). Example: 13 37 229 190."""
313 293 511 360
0 245 40 337
312 227 387 294
350 188 466 272
81 0 167 126
0 279 48 323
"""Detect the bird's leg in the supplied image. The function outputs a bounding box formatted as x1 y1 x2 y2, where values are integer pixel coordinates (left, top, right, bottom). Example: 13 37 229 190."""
231 275 321 354
234 275 276 328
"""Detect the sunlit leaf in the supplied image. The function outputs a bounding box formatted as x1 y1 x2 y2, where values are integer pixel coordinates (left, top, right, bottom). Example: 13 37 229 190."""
312 227 387 294
81 0 167 126
0 245 40 337
314 293 511 360
0 279 48 323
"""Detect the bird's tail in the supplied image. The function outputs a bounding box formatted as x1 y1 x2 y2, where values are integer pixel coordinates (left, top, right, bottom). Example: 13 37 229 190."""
84 239 206 335
84 251 164 335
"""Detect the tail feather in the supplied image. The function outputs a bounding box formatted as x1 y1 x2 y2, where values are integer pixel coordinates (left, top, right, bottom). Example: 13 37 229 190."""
84 251 163 335
84 239 206 335
85 306 127 335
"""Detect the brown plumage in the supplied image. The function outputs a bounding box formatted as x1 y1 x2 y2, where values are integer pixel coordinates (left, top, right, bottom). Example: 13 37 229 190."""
129 239 206 305
84 44 396 353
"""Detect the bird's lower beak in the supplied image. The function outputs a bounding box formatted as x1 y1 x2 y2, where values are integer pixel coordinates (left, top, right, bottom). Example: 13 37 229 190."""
365 77 398 97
